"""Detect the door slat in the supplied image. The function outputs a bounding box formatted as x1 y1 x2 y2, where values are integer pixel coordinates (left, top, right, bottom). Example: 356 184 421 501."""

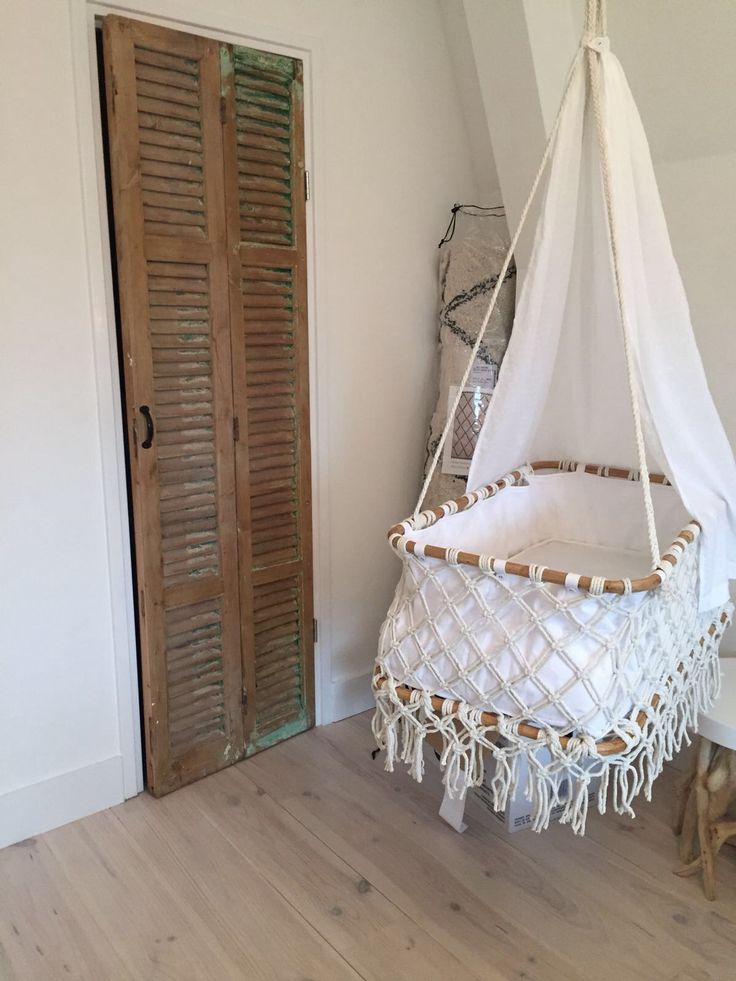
103 16 245 794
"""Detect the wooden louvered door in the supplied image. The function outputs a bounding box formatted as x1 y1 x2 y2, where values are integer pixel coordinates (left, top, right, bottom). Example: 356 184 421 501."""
221 46 315 753
103 17 245 794
103 17 314 792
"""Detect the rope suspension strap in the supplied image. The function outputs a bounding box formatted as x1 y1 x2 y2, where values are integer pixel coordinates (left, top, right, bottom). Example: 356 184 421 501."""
416 0 661 569
585 0 660 568
414 43 586 519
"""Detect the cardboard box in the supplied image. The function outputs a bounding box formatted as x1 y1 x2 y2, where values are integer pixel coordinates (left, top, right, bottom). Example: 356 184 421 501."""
472 742 602 833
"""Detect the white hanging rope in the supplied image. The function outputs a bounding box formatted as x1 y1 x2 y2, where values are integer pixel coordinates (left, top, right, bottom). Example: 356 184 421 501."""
587 0 608 37
416 0 660 569
414 44 586 518
585 0 660 567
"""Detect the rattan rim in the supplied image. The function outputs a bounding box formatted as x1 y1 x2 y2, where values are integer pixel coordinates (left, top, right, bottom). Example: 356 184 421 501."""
388 460 699 595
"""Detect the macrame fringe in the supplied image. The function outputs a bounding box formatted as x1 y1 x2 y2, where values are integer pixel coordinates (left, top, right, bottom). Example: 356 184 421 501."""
372 610 730 836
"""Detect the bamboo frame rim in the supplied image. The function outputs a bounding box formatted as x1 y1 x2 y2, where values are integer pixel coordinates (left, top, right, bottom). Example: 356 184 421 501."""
374 613 728 758
388 460 699 595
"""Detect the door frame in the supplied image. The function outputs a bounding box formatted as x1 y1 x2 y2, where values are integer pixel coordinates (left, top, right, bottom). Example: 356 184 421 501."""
68 0 333 797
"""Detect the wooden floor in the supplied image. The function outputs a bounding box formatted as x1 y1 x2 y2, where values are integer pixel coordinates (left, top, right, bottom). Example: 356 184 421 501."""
2 712 736 981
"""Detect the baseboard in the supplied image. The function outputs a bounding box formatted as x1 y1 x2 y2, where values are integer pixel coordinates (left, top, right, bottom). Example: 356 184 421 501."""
0 755 126 849
326 672 374 723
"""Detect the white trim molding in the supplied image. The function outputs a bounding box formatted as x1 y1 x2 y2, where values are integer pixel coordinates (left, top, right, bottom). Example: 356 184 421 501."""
326 674 374 725
0 757 125 850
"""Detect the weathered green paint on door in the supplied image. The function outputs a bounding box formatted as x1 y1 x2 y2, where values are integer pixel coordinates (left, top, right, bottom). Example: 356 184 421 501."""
103 16 314 793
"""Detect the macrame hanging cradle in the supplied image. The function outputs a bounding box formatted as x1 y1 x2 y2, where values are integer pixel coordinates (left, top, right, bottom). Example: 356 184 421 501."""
373 0 736 834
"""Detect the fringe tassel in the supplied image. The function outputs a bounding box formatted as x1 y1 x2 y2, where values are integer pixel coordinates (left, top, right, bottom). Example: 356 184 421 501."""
372 609 729 836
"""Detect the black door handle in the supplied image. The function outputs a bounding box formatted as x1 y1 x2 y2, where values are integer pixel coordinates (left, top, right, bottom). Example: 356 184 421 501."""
139 404 155 449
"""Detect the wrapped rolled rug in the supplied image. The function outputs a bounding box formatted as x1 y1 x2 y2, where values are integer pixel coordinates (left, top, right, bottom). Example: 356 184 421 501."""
422 213 515 509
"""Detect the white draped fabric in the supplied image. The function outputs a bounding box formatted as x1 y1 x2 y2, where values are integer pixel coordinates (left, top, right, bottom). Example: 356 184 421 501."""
466 44 736 612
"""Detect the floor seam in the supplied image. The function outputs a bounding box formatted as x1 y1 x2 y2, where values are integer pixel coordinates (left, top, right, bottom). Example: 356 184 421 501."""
187 786 367 981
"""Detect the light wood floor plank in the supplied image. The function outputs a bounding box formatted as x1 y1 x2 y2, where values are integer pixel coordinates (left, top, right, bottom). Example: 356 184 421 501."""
189 759 475 980
111 792 358 980
43 810 262 980
257 714 736 981
0 836 134 980
348 714 736 979
248 723 588 981
1 710 735 981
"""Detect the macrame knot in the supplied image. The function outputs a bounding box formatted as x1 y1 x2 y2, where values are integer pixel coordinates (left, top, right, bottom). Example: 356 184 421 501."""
566 732 599 759
479 554 494 574
539 727 562 753
529 564 547 584
446 547 461 566
584 35 610 53
441 698 455 717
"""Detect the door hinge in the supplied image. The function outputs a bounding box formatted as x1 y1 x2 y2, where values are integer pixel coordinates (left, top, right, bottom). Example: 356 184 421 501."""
233 416 240 441
304 169 311 201
220 95 227 124
313 618 318 643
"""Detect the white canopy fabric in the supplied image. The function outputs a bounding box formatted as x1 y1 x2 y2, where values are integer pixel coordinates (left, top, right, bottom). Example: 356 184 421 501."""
466 39 736 611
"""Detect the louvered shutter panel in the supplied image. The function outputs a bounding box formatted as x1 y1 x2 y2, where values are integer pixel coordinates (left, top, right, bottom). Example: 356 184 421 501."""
220 45 315 752
103 17 244 794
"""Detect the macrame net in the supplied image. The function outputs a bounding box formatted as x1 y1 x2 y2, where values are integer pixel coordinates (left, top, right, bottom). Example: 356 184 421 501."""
372 0 736 833
374 466 730 833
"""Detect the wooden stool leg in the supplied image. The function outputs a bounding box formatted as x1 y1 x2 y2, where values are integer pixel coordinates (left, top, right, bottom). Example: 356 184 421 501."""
677 738 701 863
678 781 698 864
711 820 736 860
674 748 699 837
695 738 717 901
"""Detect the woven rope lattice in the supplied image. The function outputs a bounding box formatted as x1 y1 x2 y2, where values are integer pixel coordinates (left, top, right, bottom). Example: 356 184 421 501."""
381 536 701 737
373 466 732 833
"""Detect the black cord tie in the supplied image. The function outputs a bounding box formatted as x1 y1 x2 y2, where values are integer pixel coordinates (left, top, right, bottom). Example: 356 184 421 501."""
438 203 506 249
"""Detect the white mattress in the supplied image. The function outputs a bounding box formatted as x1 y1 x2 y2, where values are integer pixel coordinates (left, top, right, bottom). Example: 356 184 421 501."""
509 538 652 580
385 474 692 737
424 535 654 736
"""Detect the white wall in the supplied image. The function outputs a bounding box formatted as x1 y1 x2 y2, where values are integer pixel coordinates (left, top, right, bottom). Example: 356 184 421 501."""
607 0 736 447
0 0 478 846
0 0 131 848
438 0 502 206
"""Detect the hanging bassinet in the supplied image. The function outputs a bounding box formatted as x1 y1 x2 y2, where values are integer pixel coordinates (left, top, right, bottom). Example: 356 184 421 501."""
372 0 736 834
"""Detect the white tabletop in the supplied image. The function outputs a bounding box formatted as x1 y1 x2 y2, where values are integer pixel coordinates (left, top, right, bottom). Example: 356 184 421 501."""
698 658 736 751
